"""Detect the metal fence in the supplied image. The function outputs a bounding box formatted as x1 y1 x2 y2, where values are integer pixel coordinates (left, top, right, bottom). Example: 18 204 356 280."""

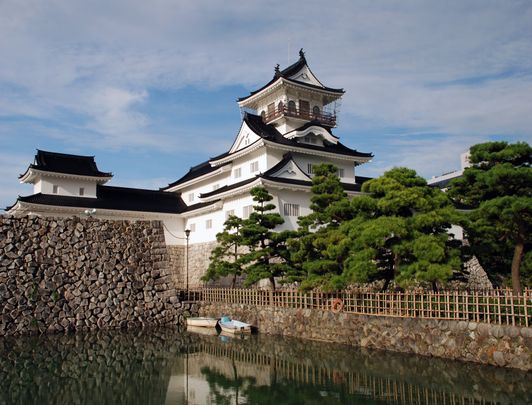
193 287 531 327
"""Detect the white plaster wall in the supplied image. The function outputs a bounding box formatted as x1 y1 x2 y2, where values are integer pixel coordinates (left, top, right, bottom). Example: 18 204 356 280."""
184 194 257 244
272 189 312 231
161 216 186 246
291 154 355 182
38 176 97 197
227 149 267 186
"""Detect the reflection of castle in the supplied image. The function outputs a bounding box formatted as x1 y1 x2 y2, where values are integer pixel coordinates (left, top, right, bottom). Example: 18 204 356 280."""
164 334 528 405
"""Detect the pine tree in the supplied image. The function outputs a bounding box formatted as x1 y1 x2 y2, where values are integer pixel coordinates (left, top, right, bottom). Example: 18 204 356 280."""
239 186 294 290
289 164 354 290
342 167 462 290
448 141 532 293
202 215 244 287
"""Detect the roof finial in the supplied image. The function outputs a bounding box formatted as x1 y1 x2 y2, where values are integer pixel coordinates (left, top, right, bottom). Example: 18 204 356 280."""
299 48 305 59
274 63 280 77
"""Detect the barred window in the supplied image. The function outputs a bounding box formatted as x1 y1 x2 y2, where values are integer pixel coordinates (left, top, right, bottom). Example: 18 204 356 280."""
234 167 242 178
205 219 212 229
283 203 300 217
212 184 220 191
189 223 196 232
250 161 259 173
307 163 314 174
79 187 84 196
337 168 345 177
243 205 254 219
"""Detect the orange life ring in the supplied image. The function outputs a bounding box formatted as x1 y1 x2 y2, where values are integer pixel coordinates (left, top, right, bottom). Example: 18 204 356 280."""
331 298 344 313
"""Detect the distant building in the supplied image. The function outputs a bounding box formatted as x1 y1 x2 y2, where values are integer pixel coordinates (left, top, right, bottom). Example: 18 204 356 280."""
427 152 470 190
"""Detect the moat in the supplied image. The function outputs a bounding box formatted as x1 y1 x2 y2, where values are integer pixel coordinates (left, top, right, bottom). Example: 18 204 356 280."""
0 328 529 405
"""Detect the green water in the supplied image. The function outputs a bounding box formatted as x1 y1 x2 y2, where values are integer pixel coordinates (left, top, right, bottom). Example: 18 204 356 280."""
0 328 529 405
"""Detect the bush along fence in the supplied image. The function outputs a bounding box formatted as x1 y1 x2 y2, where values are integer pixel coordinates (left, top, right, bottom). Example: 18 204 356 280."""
194 287 531 327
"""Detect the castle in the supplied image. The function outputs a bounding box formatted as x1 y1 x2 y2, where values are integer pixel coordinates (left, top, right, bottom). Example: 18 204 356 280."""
6 51 373 286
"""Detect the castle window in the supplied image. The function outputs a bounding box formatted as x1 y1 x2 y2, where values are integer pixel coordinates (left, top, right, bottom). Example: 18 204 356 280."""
52 185 58 194
188 193 194 202
212 184 220 191
225 209 235 219
260 111 266 121
278 101 284 113
288 100 296 114
299 100 310 118
79 187 85 196
250 161 259 173
234 167 242 179
337 168 345 177
243 205 254 219
307 163 314 174
284 203 300 217
313 106 321 118
189 223 196 232
267 102 275 118
206 219 212 229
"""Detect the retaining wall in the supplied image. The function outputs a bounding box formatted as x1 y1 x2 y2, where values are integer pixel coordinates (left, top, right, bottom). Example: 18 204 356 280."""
200 302 532 371
0 216 190 336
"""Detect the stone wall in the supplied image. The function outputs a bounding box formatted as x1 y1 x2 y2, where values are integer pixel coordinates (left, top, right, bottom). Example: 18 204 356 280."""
200 303 532 371
167 241 218 289
0 216 192 336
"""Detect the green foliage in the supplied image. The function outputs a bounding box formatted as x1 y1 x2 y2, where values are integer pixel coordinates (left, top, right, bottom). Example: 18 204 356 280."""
448 141 531 291
239 187 295 289
204 186 295 289
290 166 463 291
289 164 353 290
202 215 244 287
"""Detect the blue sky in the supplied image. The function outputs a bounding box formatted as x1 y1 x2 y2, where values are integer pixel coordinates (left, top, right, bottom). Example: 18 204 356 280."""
1 0 531 210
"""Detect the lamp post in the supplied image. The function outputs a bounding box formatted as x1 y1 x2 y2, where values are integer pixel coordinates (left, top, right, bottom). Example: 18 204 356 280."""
185 228 190 300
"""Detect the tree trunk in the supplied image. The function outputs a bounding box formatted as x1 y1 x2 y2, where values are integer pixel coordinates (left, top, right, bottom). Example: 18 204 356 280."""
511 237 524 295
269 276 276 291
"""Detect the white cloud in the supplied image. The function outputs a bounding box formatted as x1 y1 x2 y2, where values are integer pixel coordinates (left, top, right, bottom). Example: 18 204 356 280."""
0 0 530 180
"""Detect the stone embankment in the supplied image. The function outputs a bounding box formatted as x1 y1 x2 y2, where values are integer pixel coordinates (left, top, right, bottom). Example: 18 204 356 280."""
200 303 532 371
0 216 192 336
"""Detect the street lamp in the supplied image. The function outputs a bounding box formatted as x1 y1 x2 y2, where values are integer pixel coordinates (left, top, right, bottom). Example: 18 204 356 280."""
185 228 191 299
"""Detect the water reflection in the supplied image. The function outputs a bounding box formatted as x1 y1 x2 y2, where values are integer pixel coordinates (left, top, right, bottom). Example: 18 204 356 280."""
0 328 529 405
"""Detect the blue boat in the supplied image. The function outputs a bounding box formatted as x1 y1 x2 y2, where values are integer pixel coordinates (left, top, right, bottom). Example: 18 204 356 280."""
218 316 252 334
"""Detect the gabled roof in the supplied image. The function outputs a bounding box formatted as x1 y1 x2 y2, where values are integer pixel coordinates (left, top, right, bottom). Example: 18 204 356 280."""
162 113 371 191
243 113 372 159
237 51 344 102
20 150 112 179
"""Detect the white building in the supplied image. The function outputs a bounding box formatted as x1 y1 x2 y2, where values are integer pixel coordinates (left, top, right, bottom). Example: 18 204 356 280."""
7 51 373 284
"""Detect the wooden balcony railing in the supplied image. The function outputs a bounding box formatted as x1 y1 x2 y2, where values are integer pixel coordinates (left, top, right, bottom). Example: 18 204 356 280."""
263 106 336 127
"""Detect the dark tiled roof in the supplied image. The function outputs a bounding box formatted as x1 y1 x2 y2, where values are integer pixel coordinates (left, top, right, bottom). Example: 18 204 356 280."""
285 121 339 139
355 176 373 184
260 174 364 192
199 177 258 198
237 54 344 102
161 161 230 190
10 185 187 214
244 113 373 158
163 113 372 191
20 150 112 178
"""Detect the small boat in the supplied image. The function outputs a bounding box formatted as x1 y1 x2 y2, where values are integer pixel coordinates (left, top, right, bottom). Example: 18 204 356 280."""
218 316 252 334
186 317 219 328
